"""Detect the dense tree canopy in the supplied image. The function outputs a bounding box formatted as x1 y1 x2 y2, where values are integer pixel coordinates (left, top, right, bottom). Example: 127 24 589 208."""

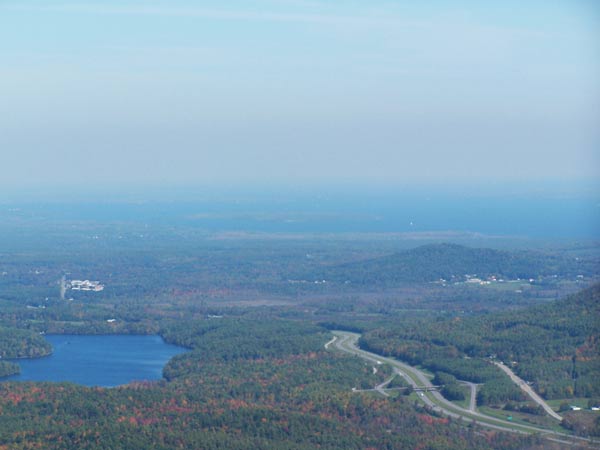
361 284 600 402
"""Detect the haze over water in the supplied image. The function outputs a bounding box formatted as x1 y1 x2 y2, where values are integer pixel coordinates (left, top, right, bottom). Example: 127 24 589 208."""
2 183 598 239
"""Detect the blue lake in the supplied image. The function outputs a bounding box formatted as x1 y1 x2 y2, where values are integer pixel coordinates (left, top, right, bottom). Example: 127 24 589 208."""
4 334 186 387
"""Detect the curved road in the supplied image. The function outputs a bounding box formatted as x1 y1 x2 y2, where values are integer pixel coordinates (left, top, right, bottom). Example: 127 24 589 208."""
330 331 595 448
324 336 337 350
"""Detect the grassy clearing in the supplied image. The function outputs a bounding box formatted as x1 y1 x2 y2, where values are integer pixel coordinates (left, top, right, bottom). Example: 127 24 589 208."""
478 406 566 433
450 385 472 410
546 398 592 409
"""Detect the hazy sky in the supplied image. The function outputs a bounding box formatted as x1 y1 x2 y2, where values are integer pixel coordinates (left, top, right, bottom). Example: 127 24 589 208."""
1 0 599 187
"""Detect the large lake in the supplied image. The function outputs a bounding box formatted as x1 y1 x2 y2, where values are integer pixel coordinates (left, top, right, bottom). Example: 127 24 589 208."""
4 334 186 387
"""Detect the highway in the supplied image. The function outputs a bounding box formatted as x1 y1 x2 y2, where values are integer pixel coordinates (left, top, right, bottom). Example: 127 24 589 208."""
329 331 596 448
494 361 563 421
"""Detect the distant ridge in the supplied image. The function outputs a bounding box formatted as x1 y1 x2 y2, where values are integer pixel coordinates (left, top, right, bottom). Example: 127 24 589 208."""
312 243 594 285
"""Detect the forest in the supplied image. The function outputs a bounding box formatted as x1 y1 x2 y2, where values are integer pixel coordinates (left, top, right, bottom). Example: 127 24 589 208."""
0 218 598 448
359 284 600 401
308 243 597 286
0 318 543 450
3 0 599 445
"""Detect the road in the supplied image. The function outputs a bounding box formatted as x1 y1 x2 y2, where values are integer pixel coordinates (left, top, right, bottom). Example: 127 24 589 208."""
460 381 478 412
332 332 524 426
374 373 396 397
324 336 337 349
494 361 563 421
330 331 595 448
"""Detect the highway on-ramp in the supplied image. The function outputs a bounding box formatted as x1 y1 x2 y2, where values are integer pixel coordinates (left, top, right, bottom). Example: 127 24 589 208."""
494 361 563 421
459 381 478 412
329 331 596 448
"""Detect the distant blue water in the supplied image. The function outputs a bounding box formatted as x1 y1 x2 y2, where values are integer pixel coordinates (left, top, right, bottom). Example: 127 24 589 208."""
4 335 186 387
3 184 599 239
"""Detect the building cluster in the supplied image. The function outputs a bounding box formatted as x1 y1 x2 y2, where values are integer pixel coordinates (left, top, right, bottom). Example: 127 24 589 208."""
69 279 105 292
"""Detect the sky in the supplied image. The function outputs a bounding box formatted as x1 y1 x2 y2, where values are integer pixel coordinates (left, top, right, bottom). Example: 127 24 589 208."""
1 0 599 188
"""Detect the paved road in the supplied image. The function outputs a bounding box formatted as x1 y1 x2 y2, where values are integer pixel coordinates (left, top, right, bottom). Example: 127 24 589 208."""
324 336 337 349
333 333 518 425
459 381 478 412
331 331 595 448
494 361 563 421
374 373 396 397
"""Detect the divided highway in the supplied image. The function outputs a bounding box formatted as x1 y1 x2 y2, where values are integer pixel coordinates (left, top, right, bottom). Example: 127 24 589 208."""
329 331 596 448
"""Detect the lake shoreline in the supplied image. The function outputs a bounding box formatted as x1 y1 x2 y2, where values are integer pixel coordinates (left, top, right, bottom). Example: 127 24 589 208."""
2 334 186 387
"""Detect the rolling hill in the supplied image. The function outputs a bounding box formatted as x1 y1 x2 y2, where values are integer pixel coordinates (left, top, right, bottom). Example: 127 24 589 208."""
310 243 595 285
